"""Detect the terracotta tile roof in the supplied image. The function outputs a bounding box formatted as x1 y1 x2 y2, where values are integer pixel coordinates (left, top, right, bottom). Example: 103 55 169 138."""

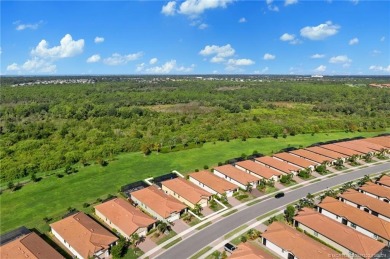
334 141 375 154
358 182 390 200
289 150 330 164
364 137 390 148
94 198 156 237
318 197 390 240
273 152 317 168
350 139 386 151
214 165 260 185
294 208 386 258
320 144 363 156
162 177 212 204
189 170 238 194
50 212 118 259
130 186 187 218
305 146 348 159
261 222 338 259
230 242 275 259
377 175 390 188
235 160 282 179
254 156 301 174
339 189 390 219
0 232 63 259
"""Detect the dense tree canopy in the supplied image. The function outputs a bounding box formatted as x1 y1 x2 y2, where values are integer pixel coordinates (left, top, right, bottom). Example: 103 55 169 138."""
1 79 389 181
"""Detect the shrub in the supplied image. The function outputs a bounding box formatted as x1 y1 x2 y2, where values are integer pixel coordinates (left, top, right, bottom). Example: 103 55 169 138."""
83 203 89 208
203 165 209 169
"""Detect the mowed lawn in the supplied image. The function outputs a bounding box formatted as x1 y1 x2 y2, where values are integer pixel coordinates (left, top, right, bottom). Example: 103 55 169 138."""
1 130 387 234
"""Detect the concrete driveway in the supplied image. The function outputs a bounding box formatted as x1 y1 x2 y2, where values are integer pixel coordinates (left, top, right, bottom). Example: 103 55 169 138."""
227 196 242 207
171 218 190 234
138 236 157 253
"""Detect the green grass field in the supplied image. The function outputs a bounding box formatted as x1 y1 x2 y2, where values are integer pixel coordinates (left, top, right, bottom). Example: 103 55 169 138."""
0 130 387 234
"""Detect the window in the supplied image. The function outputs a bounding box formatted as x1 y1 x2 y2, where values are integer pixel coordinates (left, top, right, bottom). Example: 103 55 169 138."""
351 223 357 229
64 240 67 244
349 251 354 257
373 234 378 239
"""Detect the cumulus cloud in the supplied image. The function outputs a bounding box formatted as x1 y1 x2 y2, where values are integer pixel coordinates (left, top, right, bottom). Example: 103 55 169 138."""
94 37 104 43
103 52 143 66
161 1 177 16
31 34 84 58
263 53 276 60
7 58 56 73
149 58 158 65
239 17 247 23
14 20 43 31
227 59 255 66
86 54 101 63
7 63 20 71
145 60 194 74
285 0 298 6
199 44 235 58
300 21 340 40
329 55 352 64
314 65 326 72
311 54 325 59
369 65 390 73
210 56 225 63
280 33 295 41
178 0 233 17
349 37 359 45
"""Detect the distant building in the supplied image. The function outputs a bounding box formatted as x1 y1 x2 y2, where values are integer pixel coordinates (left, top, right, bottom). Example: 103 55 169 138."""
188 170 239 197
213 164 260 189
376 175 390 188
358 182 390 202
235 160 282 181
254 156 300 175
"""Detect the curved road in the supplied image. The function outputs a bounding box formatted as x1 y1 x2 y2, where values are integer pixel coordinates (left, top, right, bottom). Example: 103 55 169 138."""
156 162 390 259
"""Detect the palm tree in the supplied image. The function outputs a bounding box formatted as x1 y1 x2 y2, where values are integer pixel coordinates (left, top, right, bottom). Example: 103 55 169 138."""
246 182 253 193
131 233 140 247
192 203 203 216
157 221 168 234
357 175 371 186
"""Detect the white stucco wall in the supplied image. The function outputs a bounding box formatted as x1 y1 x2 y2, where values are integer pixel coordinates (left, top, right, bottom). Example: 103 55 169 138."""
263 238 295 259
52 228 84 259
213 170 247 189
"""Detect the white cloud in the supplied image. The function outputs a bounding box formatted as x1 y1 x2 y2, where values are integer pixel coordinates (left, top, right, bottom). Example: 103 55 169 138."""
380 36 385 42
300 21 340 40
14 20 43 31
311 54 325 59
149 58 158 65
329 55 352 64
162 1 177 16
178 0 233 17
369 65 390 73
349 37 359 45
136 63 145 72
31 34 84 58
86 54 101 63
198 23 208 29
210 56 225 63
280 33 295 41
7 63 20 71
94 37 104 43
227 59 255 66
314 65 326 72
145 60 194 74
285 0 298 6
199 44 235 58
103 52 143 66
239 17 247 23
266 0 279 12
263 53 276 60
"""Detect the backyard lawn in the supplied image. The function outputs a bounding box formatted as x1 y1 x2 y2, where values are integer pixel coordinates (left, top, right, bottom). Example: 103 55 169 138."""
0 130 387 234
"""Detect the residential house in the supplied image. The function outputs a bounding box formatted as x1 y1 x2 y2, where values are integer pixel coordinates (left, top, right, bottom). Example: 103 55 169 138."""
272 152 318 171
294 208 386 259
213 165 260 190
254 156 301 175
161 177 212 209
1 227 64 259
338 189 390 222
230 242 275 259
364 137 390 149
334 141 375 156
188 170 239 197
130 186 187 222
317 197 390 246
289 150 331 165
235 160 282 181
94 198 156 239
320 144 363 157
376 175 390 188
50 212 118 259
350 139 387 153
358 182 390 203
304 146 347 162
261 221 339 259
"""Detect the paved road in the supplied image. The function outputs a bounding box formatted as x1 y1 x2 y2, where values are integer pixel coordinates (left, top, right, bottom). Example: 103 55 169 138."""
156 162 390 259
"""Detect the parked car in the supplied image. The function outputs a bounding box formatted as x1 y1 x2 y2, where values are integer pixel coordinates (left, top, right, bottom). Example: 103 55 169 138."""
224 243 237 253
275 192 285 198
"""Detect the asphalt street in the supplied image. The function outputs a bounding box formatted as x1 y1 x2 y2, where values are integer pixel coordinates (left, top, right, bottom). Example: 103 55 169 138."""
156 162 390 259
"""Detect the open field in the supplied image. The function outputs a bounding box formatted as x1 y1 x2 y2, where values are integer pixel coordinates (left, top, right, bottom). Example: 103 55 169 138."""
0 130 388 234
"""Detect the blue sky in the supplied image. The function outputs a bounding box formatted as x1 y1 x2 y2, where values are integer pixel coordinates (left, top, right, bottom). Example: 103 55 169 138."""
1 0 389 75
